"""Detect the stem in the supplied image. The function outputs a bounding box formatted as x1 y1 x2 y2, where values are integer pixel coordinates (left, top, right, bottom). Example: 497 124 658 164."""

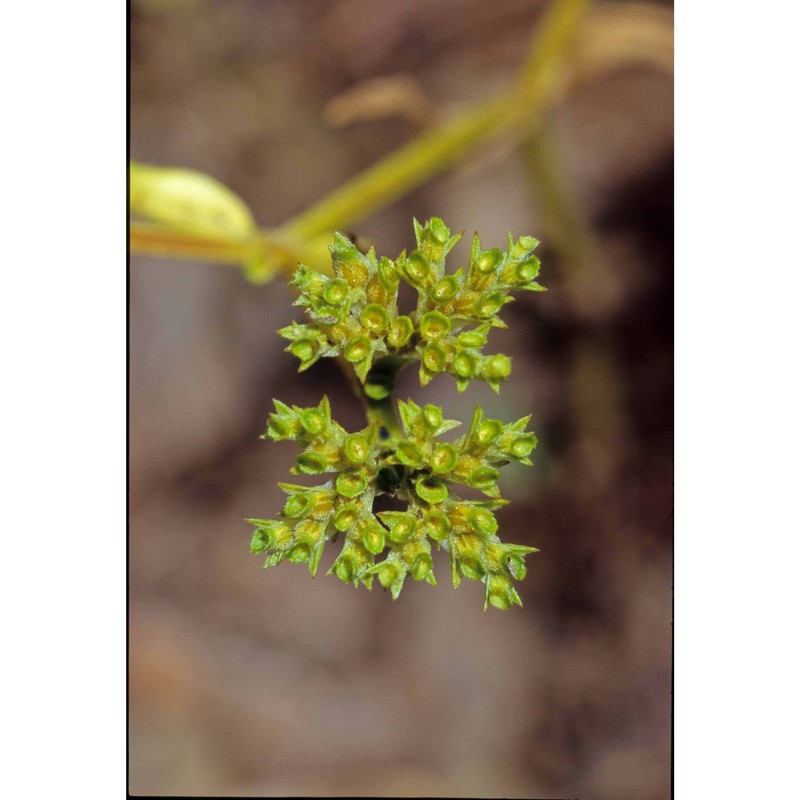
130 0 591 270
282 0 590 241
282 99 506 241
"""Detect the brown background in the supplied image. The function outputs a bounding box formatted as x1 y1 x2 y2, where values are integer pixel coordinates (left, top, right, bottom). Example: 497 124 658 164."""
130 1 673 796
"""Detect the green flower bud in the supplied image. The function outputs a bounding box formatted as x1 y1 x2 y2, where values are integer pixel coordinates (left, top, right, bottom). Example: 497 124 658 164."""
289 340 314 363
459 551 486 580
469 507 498 536
267 415 298 441
422 404 443 431
411 553 434 581
344 433 370 465
457 325 489 349
430 443 458 474
482 354 511 381
507 553 527 580
360 303 389 333
336 471 369 498
396 440 424 468
295 451 328 474
422 343 447 373
300 408 327 436
387 315 414 349
428 217 450 244
404 251 431 285
333 554 357 584
514 257 540 284
467 466 500 490
334 503 360 532
453 351 477 379
286 539 313 564
378 256 400 288
476 291 505 318
344 336 371 363
475 419 504 447
487 574 520 610
377 560 401 589
387 515 417 544
415 475 449 505
508 433 537 459
419 310 451 341
362 523 386 555
322 278 350 305
423 511 450 542
283 493 313 519
431 275 459 304
475 249 503 275
249 521 285 554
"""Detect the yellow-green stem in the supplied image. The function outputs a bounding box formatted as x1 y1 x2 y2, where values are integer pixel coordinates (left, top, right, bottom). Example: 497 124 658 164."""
129 0 590 272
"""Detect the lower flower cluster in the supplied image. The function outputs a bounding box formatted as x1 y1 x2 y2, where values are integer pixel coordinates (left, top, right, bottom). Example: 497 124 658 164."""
248 396 538 610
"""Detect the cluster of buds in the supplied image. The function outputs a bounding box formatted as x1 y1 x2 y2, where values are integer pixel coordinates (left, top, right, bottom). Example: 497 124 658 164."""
279 217 544 392
249 396 539 609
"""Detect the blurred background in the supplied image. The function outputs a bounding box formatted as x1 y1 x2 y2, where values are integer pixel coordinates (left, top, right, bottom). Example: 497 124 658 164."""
129 0 673 797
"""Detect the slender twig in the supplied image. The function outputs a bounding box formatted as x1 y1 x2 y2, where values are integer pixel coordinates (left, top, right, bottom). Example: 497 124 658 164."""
130 0 591 273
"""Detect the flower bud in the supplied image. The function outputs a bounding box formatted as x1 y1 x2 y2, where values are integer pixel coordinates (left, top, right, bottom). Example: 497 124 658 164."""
474 249 503 275
283 493 313 519
286 538 313 564
507 553 527 580
459 550 486 580
482 354 511 381
422 343 447 373
467 466 500 491
267 414 299 441
387 315 414 349
332 554 357 584
362 523 386 555
415 475 449 505
411 553 433 581
295 451 328 474
344 336 371 363
387 515 417 544
378 256 400 288
360 303 389 333
423 510 451 542
289 339 314 361
486 574 520 610
430 443 458 474
427 217 450 245
419 311 451 341
343 433 370 465
508 433 537 459
457 325 490 349
322 278 350 306
476 291 505 318
300 408 327 436
396 440 424 468
474 418 503 447
336 470 369 498
377 560 401 589
404 251 431 285
422 404 443 431
453 351 477 380
431 275 459 304
469 507 498 536
513 257 540 285
334 503 359 532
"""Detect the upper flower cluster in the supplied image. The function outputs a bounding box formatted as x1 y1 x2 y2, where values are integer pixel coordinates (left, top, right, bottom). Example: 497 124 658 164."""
279 217 544 394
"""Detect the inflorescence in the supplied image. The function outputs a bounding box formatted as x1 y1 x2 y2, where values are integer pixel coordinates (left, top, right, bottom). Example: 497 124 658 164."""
249 218 544 610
